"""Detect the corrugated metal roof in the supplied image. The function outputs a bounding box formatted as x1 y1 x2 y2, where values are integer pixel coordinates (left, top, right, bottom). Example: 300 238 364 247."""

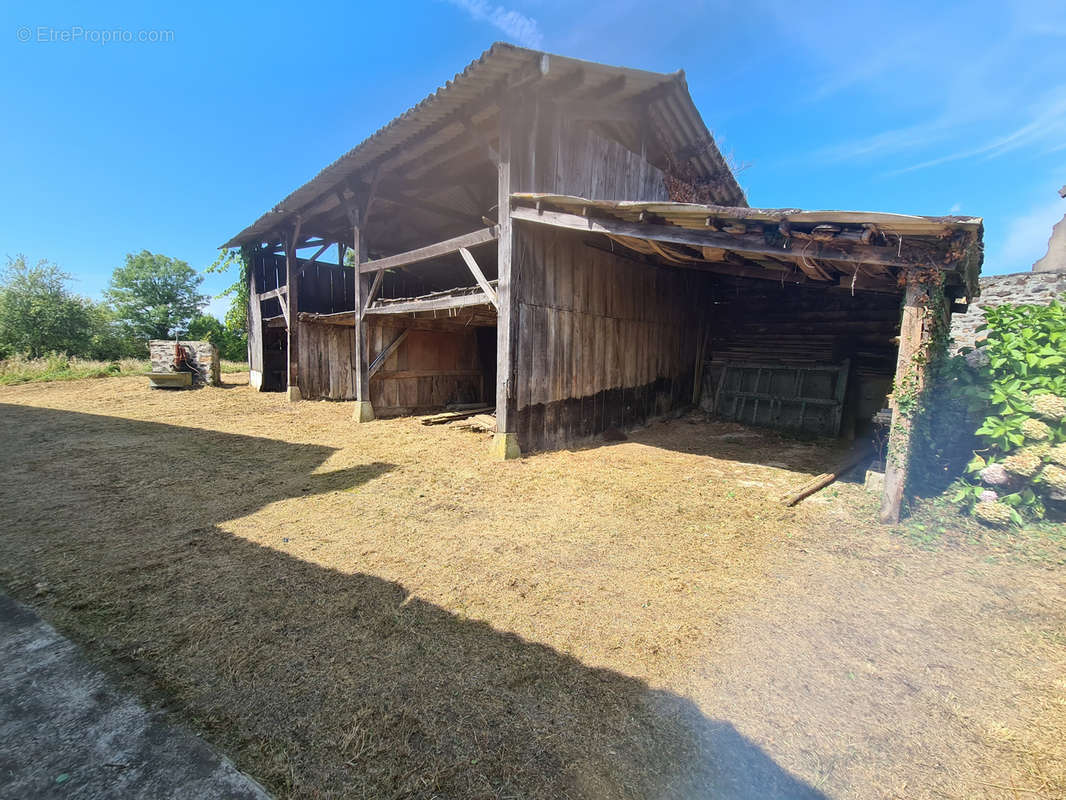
223 43 744 248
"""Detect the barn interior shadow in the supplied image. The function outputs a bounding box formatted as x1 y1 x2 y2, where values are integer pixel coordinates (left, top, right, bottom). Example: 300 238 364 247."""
0 402 827 800
564 412 860 478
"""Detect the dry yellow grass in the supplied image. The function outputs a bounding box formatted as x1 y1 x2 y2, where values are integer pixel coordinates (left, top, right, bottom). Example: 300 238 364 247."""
0 354 247 385
0 374 1064 799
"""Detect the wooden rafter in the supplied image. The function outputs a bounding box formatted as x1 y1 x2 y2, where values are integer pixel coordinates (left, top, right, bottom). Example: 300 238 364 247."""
360 226 499 274
511 206 919 271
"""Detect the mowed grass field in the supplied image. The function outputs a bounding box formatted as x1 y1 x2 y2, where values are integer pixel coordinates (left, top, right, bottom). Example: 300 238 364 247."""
0 354 248 385
1 374 1064 799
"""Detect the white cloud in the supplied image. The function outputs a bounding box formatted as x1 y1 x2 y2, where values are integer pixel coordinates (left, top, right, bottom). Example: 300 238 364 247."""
888 90 1066 175
780 0 1066 173
991 198 1066 272
445 0 543 48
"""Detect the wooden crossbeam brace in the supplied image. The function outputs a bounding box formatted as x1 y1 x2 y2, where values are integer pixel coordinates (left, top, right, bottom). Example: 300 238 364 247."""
361 270 384 320
277 293 290 327
294 242 333 276
258 287 288 301
458 247 498 308
306 241 331 263
360 226 499 274
368 329 409 378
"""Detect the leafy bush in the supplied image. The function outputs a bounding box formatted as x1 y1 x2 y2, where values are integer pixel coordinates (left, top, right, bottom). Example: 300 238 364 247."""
952 299 1066 524
187 313 247 362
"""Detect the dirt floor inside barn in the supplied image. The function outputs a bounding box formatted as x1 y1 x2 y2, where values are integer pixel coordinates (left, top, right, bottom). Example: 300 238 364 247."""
1 374 1064 800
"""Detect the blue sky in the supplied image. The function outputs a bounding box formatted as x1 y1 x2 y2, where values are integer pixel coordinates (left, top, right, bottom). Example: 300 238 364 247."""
1 0 1064 319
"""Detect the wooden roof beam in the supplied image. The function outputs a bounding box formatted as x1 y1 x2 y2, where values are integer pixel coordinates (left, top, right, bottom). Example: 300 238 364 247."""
512 205 924 270
365 291 494 315
360 226 499 274
376 191 482 226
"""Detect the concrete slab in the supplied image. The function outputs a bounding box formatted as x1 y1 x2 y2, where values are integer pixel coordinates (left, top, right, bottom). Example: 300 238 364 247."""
0 593 271 800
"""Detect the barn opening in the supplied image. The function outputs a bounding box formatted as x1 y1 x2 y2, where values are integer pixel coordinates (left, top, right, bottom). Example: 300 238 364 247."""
249 239 500 413
226 43 983 521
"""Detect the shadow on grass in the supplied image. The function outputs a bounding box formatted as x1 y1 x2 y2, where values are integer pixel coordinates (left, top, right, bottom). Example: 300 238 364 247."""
0 402 826 799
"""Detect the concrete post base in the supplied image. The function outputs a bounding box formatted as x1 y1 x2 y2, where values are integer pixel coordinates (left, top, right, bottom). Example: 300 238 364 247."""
286 386 302 402
353 401 376 423
491 432 521 460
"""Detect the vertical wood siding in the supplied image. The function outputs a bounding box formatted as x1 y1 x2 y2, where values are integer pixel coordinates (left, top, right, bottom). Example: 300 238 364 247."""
246 265 264 383
512 100 670 202
512 224 705 452
546 115 669 202
297 321 486 411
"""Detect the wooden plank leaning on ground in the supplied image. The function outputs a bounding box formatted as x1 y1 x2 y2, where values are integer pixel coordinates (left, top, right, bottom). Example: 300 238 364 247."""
781 441 873 507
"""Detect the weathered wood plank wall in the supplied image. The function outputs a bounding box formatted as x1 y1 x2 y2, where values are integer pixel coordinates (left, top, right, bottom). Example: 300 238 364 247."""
511 223 705 452
704 281 903 432
544 115 669 202
247 261 264 389
297 321 485 411
369 324 484 414
521 102 670 201
495 99 676 448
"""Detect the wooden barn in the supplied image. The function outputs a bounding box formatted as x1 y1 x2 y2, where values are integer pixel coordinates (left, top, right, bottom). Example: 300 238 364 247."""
224 43 983 522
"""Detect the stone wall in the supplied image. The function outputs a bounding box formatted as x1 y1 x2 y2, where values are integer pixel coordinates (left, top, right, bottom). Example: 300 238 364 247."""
1033 213 1066 272
148 340 221 386
950 271 1066 351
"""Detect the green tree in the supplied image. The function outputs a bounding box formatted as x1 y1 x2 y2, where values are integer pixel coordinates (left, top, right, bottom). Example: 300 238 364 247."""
0 255 94 358
205 246 251 363
86 302 144 360
106 250 207 341
187 312 246 361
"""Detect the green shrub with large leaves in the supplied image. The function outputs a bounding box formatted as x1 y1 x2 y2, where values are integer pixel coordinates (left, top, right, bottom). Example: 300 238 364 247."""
954 299 1066 524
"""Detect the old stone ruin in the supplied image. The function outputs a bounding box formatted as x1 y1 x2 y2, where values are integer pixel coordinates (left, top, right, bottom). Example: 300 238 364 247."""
148 340 220 387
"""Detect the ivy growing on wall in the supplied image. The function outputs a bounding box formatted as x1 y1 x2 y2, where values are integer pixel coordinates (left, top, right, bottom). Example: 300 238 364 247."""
206 245 254 346
948 299 1066 525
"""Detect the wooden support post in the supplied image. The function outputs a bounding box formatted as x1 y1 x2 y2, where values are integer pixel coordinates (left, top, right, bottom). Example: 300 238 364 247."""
364 270 384 313
880 278 932 523
247 251 264 390
350 206 374 422
492 97 521 460
458 247 498 308
285 217 302 402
